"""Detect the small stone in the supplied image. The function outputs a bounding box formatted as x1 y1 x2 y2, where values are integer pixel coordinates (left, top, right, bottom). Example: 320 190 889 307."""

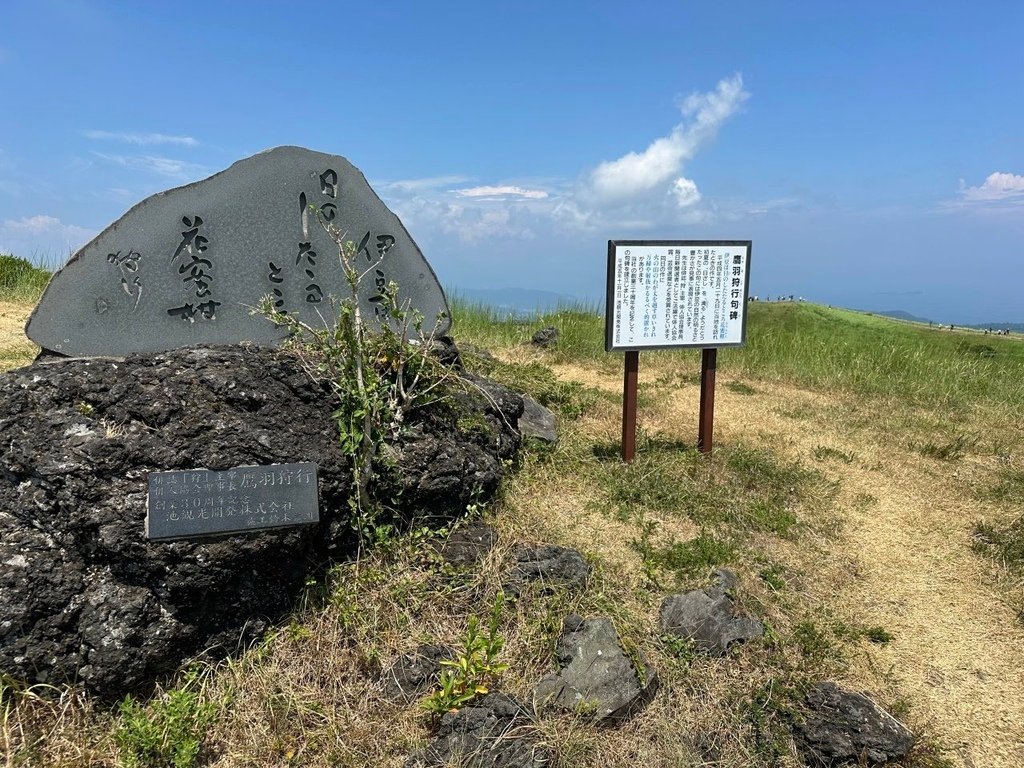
531 616 657 725
660 569 763 656
530 327 559 348
507 545 589 593
795 682 914 766
405 692 552 768
432 523 498 567
380 645 452 703
518 395 557 445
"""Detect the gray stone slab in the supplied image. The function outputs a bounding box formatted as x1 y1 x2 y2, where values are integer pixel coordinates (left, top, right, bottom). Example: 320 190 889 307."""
145 462 319 540
26 146 450 357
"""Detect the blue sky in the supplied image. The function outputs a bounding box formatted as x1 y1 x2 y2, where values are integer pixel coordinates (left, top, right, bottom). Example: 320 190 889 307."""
1 1 1022 323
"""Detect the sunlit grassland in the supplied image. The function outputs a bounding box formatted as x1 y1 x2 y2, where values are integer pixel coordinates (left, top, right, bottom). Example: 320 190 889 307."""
452 298 1024 413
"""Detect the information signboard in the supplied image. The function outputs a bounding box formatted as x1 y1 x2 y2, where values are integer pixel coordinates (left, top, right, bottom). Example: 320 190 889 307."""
146 462 319 541
605 240 752 351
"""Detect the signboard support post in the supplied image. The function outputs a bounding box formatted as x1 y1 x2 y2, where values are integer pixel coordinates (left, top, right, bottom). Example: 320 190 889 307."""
621 350 639 463
697 348 717 454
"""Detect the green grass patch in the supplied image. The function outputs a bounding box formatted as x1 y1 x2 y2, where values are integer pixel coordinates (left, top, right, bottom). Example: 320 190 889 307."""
913 433 979 461
0 253 51 302
812 445 855 464
725 380 757 395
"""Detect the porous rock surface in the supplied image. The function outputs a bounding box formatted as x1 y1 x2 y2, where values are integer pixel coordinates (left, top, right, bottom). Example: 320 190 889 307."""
0 344 522 699
795 682 914 766
380 645 453 703
659 568 763 656
531 615 657 725
506 544 589 593
405 692 551 768
431 522 498 567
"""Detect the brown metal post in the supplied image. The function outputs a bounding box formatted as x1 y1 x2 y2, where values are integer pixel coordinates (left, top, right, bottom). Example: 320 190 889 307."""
698 348 717 454
621 350 639 463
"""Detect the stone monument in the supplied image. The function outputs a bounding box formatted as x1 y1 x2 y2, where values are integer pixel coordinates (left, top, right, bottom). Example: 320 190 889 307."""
26 146 450 357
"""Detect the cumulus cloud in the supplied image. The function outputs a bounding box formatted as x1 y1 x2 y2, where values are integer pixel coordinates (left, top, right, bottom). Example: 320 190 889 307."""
0 215 96 262
83 130 199 147
91 152 209 181
583 74 748 206
456 185 549 200
959 172 1024 202
385 75 750 243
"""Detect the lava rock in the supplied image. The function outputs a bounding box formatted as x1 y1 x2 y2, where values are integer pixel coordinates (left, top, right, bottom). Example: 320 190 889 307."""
795 682 914 766
381 645 453 703
0 345 523 700
432 523 498 567
659 568 763 656
406 692 552 768
531 615 657 725
517 395 557 445
507 545 589 593
530 327 559 348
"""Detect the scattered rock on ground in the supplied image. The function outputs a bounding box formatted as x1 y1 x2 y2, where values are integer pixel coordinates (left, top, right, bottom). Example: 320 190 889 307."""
406 692 552 768
0 345 523 700
531 615 657 725
517 395 557 445
794 682 914 766
432 522 498 567
507 545 589 594
381 645 453 703
530 327 559 348
659 568 763 656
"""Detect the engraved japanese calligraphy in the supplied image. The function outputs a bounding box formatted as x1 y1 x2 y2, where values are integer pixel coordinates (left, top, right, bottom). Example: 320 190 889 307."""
26 146 450 357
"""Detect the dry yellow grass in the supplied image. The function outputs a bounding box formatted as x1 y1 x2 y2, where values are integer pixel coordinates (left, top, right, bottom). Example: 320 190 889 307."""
545 358 1024 768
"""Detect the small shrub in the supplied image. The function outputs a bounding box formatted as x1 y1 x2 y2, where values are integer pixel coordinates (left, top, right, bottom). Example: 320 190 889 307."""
114 668 218 768
422 594 508 715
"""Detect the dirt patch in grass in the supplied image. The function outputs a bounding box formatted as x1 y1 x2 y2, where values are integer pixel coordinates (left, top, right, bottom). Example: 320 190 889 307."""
0 300 36 371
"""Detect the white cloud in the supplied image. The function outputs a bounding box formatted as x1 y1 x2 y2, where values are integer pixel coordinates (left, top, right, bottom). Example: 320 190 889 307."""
386 75 752 242
671 177 701 208
83 130 199 147
91 152 209 181
0 215 96 263
380 175 471 193
959 172 1024 202
583 74 748 205
456 185 549 200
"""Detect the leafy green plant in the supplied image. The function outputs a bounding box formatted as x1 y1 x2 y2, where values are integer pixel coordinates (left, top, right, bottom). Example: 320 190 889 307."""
260 207 452 544
422 594 508 715
114 667 218 768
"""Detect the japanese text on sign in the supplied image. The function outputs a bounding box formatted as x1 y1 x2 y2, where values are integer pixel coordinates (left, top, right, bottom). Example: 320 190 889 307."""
605 240 751 351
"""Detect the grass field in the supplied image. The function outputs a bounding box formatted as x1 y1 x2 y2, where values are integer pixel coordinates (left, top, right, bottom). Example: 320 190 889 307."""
2 260 1023 767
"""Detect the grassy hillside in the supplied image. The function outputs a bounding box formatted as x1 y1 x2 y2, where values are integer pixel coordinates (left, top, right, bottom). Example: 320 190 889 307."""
0 253 51 303
1 298 1022 766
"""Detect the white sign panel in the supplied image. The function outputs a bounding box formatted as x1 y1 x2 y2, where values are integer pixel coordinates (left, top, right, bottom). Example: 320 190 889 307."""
605 240 751 351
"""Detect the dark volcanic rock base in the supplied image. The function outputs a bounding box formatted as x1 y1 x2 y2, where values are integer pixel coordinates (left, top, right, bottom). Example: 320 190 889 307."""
0 345 521 699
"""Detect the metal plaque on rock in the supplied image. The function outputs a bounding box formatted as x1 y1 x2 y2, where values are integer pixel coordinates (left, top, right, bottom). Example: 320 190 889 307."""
146 462 320 541
26 146 450 357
